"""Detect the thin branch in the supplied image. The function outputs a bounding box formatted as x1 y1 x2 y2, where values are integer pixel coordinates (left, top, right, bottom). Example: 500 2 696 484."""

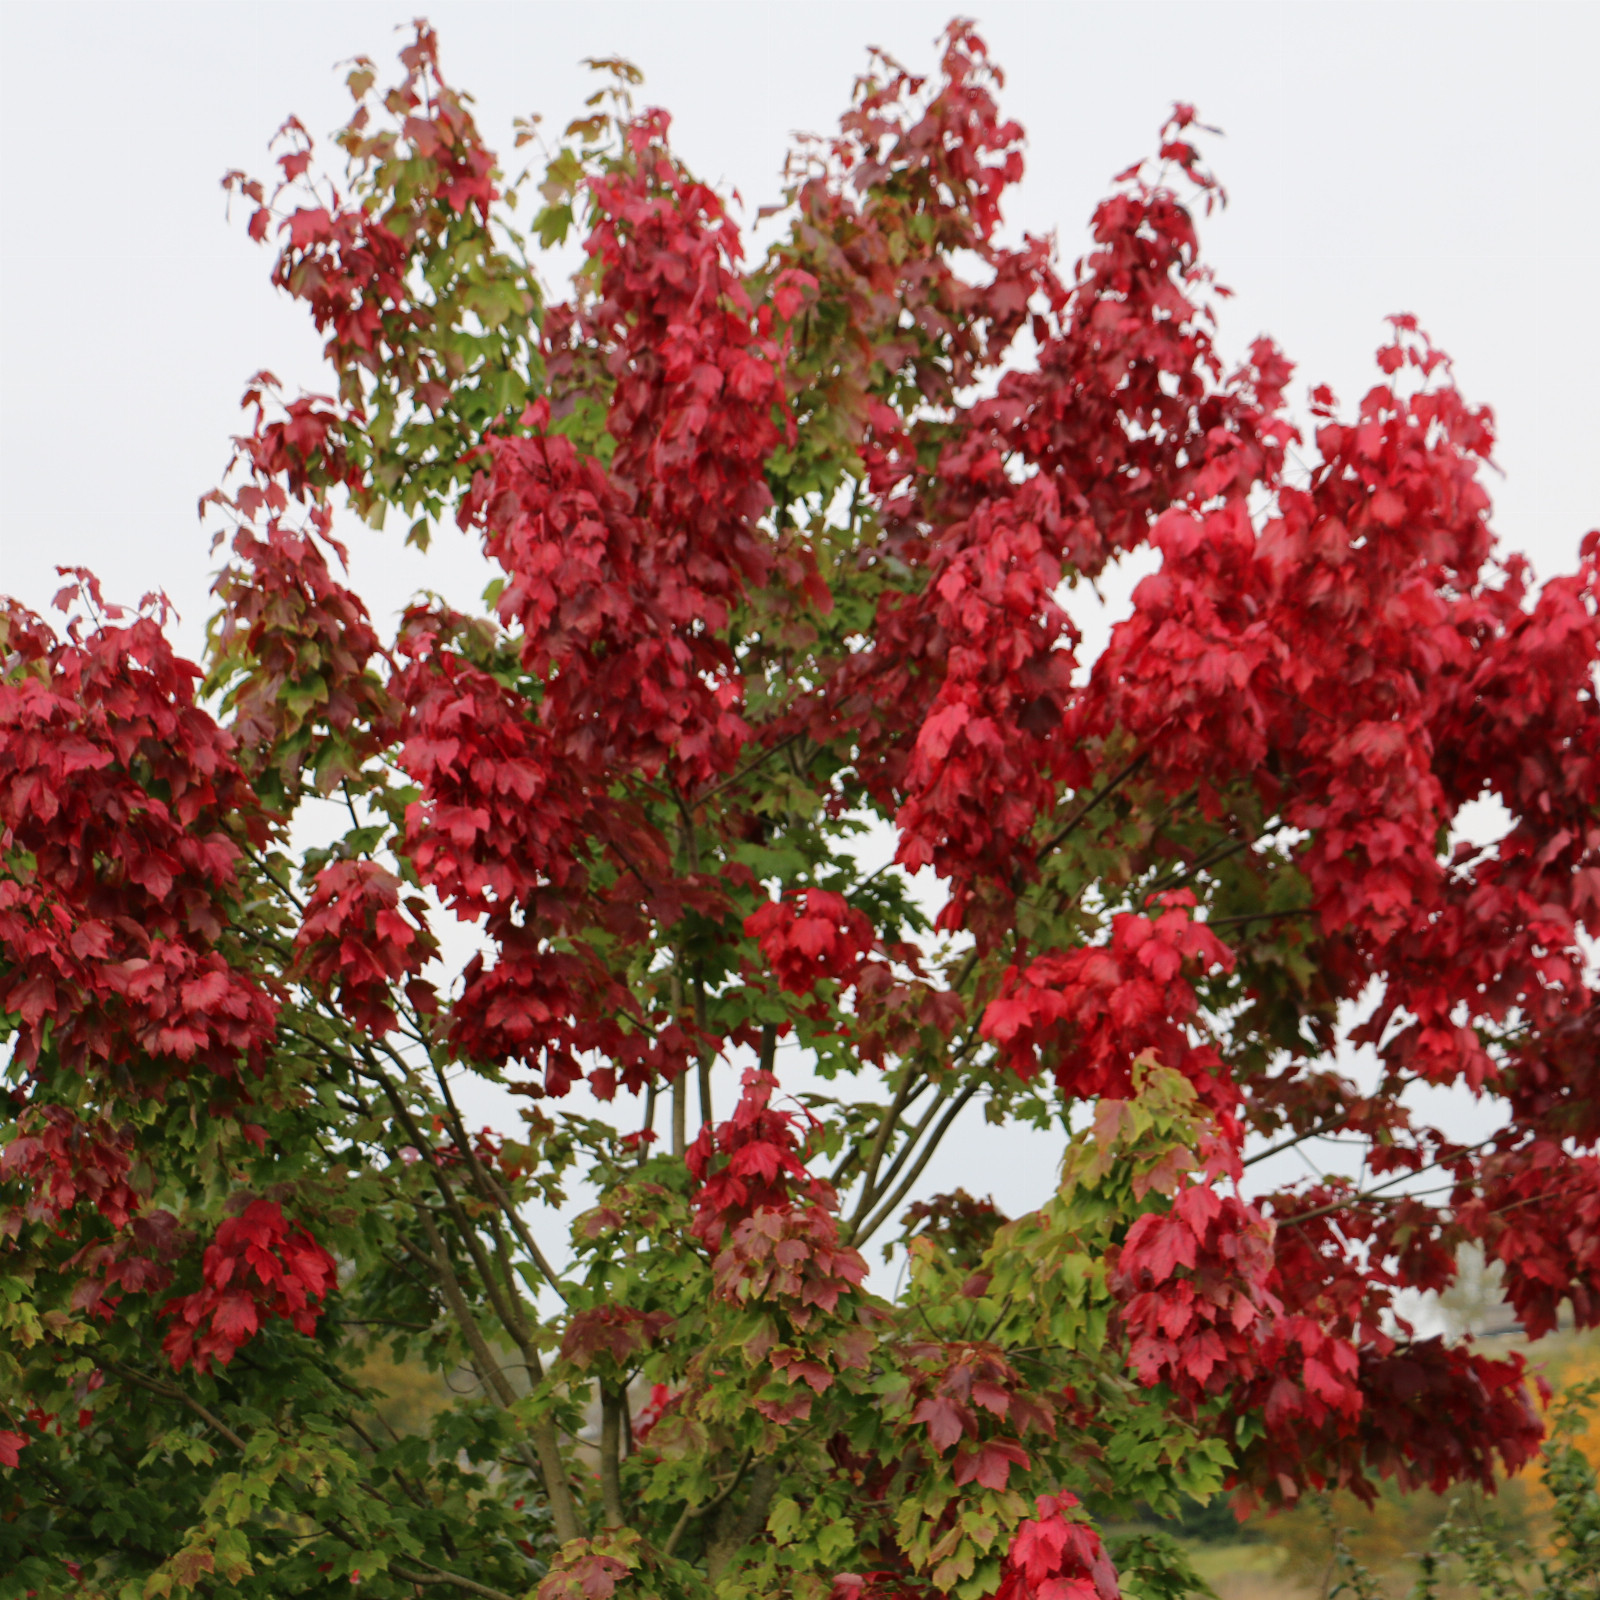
104 1361 248 1453
1033 748 1150 864
847 856 897 901
854 1083 982 1245
661 1451 752 1559
388 1563 520 1600
1241 1114 1353 1169
843 1020 988 1232
843 1080 955 1240
844 1068 925 1231
692 729 807 812
1144 831 1254 897
599 1386 627 1530
241 840 307 912
832 1079 935 1193
707 1457 779 1582
1208 907 1316 930
430 1058 569 1301
638 1080 658 1164
340 779 364 836
362 1049 538 1351
416 1208 582 1544
1276 1138 1497 1228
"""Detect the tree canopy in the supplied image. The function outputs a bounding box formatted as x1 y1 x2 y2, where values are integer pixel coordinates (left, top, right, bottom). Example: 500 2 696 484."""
3 19 1599 1600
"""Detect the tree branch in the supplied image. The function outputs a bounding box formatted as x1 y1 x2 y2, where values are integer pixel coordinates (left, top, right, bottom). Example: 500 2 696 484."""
844 1068 925 1231
429 1057 569 1301
1207 906 1315 930
416 1208 582 1544
104 1361 248 1453
660 1451 752 1559
843 1079 958 1241
706 1457 779 1581
691 729 807 812
388 1562 520 1600
1033 748 1150 865
852 1083 981 1246
1275 1139 1497 1228
1143 829 1253 897
1242 1113 1352 1168
599 1385 627 1530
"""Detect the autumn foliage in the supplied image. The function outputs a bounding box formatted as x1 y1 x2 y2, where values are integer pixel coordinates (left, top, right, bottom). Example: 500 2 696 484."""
3 18 1599 1600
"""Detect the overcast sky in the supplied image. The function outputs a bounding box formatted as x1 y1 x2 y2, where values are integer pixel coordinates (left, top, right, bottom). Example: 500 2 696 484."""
2 1 1597 1248
3 0 1596 649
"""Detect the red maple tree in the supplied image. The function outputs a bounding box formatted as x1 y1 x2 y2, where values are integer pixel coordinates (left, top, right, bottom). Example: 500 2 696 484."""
2 19 1597 1599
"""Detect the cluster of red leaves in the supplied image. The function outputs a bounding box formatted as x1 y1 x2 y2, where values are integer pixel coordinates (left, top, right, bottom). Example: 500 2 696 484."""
745 889 877 995
1111 1181 1279 1400
0 1105 192 1330
390 108 812 1096
1210 1182 1545 1507
1081 330 1600 1097
781 23 1044 496
224 24 497 491
994 1492 1119 1600
906 1341 1055 1492
827 1519 1119 1600
776 55 1593 1514
687 1069 834 1250
1462 1142 1600 1339
981 891 1236 1118
534 1535 648 1600
294 859 437 1036
1228 1333 1543 1512
891 468 1080 891
391 625 686 1097
823 86 1291 933
0 1104 138 1233
0 575 361 1384
0 582 277 1080
66 1208 191 1324
558 1306 674 1375
207 500 393 801
464 112 789 790
394 634 592 913
800 34 1071 914
456 937 677 1102
851 960 967 1070
899 1189 1007 1272
687 1070 868 1374
160 1199 336 1373
1108 1174 1547 1509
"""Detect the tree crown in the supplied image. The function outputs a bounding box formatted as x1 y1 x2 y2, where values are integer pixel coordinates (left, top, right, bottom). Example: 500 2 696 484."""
4 19 1599 1600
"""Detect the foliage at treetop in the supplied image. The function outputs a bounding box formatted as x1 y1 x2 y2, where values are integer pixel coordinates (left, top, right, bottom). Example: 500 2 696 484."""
3 18 1599 1599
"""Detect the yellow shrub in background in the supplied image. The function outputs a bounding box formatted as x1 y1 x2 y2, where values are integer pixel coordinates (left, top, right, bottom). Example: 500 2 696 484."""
1525 1330 1600 1533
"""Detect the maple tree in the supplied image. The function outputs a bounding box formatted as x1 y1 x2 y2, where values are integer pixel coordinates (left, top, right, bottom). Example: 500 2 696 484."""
3 18 1599 1600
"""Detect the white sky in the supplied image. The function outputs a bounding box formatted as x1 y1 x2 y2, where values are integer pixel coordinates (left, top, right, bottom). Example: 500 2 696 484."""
3 1 1598 1266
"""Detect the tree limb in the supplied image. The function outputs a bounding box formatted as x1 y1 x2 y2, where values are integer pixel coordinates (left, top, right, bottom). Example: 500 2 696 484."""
853 1083 981 1246
417 1208 582 1544
706 1456 779 1581
599 1385 627 1530
1033 748 1150 865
